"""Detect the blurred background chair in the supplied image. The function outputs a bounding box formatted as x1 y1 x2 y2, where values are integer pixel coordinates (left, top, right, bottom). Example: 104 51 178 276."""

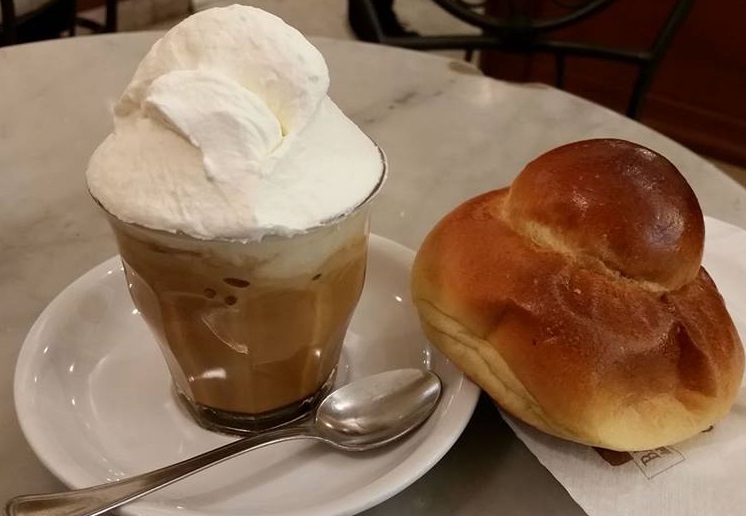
75 0 118 35
1 0 117 46
348 0 694 119
1 0 76 46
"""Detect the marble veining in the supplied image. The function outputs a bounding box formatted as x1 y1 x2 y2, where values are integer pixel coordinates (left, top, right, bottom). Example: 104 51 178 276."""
0 33 744 513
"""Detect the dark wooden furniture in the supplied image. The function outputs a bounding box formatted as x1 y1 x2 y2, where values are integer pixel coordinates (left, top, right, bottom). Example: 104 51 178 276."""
480 0 746 166
76 0 117 34
1 0 117 46
1 0 76 46
348 0 692 119
348 1 746 166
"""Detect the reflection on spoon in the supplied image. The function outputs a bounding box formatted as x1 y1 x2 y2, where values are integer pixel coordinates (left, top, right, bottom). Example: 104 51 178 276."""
6 368 441 516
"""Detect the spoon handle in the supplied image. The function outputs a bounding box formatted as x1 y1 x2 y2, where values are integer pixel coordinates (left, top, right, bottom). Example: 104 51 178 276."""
5 425 310 516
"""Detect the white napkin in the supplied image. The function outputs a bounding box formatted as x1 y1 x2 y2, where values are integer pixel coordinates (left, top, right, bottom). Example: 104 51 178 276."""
502 388 746 516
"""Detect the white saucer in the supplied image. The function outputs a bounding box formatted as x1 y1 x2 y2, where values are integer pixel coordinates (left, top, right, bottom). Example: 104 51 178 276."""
14 234 481 516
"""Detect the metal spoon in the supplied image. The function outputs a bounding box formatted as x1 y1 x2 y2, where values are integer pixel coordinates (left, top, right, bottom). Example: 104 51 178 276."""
5 368 441 516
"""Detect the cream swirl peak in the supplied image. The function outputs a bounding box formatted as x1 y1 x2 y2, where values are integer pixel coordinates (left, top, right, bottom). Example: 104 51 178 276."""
86 5 382 240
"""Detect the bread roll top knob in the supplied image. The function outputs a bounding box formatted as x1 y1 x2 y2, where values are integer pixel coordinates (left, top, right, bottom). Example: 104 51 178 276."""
504 139 704 290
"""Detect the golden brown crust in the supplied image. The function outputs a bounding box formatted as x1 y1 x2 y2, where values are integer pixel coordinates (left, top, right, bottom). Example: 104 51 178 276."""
411 140 743 451
505 139 704 290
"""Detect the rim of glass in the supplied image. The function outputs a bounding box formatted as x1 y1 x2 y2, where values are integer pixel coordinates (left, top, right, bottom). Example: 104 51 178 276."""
93 144 388 244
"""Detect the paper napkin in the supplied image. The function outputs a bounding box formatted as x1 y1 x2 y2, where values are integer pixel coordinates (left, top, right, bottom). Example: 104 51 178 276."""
501 388 746 516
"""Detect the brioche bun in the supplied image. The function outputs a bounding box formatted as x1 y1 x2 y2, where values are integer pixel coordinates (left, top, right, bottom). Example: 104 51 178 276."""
411 139 743 451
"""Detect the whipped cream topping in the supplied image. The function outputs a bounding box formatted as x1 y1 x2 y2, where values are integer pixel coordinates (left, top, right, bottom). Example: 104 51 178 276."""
86 5 382 240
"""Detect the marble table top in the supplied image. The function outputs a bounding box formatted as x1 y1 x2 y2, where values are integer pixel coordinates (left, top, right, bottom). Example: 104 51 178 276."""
1 32 745 516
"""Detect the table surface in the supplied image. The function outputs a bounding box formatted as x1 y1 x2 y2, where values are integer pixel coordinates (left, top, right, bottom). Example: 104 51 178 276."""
1 32 745 516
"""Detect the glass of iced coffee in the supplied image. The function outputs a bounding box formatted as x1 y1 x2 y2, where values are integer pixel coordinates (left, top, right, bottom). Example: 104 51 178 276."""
85 6 387 434
101 161 384 434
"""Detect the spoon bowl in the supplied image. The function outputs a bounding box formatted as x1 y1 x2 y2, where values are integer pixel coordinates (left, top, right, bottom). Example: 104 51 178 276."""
5 368 441 516
314 368 442 450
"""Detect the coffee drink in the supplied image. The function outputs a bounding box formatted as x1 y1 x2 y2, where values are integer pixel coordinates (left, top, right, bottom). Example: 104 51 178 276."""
104 199 376 433
85 6 385 434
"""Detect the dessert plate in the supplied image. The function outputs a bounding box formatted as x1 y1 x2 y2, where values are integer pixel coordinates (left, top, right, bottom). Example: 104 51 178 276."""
14 234 480 516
